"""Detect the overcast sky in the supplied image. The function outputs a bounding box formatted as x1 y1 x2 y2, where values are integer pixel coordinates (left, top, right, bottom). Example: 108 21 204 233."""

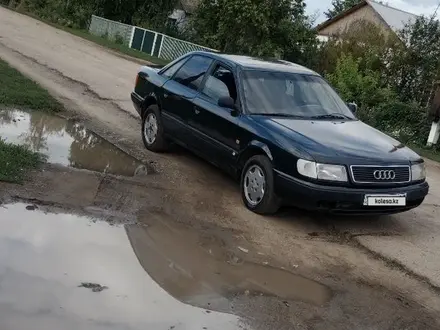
306 0 440 24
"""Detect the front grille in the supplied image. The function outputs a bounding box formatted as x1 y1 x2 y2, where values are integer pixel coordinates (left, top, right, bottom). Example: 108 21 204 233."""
350 165 410 184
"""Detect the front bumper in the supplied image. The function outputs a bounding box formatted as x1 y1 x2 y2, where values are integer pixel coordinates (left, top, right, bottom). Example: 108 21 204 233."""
274 170 429 214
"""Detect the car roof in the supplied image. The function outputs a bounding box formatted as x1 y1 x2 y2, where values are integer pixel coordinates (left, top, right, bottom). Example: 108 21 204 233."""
188 51 319 76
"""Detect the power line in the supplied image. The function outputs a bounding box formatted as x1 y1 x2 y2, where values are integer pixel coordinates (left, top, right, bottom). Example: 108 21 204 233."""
434 0 440 18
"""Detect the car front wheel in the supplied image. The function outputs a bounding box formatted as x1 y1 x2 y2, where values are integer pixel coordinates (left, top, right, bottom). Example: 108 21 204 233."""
141 105 168 152
241 155 280 214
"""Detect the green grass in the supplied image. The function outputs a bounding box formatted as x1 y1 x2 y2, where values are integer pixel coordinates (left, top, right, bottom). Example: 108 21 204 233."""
0 57 56 181
0 58 63 112
0 139 43 183
62 28 170 67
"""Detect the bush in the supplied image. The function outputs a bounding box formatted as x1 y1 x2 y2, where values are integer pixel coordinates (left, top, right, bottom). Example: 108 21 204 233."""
114 34 124 45
326 53 430 144
359 101 429 144
326 54 394 109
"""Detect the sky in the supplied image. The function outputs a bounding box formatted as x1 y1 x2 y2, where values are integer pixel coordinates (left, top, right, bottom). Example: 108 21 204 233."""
306 0 440 24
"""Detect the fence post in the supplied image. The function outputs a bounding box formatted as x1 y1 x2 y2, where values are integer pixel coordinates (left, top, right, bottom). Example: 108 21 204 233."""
140 29 146 52
151 33 158 56
128 26 135 48
157 35 165 59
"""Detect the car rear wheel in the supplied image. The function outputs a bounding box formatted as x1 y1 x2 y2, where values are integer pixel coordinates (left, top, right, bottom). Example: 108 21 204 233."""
142 105 168 152
241 155 280 214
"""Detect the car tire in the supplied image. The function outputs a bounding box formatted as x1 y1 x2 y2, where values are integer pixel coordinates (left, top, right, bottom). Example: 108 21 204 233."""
141 104 168 152
241 155 280 214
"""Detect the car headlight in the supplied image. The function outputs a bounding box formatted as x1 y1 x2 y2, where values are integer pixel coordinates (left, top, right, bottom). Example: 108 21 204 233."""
411 163 426 181
297 159 348 182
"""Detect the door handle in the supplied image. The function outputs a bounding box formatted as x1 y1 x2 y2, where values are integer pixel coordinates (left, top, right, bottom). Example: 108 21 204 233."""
164 92 182 100
194 107 200 115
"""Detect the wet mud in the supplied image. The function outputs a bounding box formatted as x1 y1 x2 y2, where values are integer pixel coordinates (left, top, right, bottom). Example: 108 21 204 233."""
126 220 331 308
78 282 109 293
0 109 143 176
1 165 439 330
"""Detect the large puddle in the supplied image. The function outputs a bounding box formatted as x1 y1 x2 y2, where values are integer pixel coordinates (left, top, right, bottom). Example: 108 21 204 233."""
126 219 331 307
0 203 245 330
0 109 142 176
0 202 333 329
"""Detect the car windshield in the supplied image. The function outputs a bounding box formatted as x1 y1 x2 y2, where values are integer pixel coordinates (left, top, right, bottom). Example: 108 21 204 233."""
242 70 356 120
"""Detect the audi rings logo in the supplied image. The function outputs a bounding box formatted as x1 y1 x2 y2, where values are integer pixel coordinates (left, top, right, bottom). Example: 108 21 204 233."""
373 170 396 180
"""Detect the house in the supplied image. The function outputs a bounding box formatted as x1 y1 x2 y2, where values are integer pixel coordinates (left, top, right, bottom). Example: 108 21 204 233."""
168 0 201 30
317 0 417 38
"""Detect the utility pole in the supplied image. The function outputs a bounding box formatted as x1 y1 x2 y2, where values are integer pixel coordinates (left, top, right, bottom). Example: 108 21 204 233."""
427 82 440 146
426 1 440 146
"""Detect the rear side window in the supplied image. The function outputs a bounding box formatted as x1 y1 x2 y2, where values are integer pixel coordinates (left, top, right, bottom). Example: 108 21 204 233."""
161 59 186 78
172 55 213 91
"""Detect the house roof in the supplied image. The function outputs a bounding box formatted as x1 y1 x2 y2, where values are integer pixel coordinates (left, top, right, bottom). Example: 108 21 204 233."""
317 0 417 34
180 0 201 14
368 0 417 33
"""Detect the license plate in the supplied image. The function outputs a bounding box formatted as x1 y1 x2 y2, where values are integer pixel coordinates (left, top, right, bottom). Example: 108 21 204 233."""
363 194 406 206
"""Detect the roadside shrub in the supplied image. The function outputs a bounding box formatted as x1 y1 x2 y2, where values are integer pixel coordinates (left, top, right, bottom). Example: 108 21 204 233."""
327 53 430 144
360 101 429 144
326 54 394 109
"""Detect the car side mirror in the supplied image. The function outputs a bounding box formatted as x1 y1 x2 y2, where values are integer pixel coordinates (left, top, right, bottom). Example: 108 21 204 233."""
347 102 358 114
218 96 235 109
218 96 239 116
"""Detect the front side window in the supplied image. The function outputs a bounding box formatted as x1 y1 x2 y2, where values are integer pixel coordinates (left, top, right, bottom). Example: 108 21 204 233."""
172 55 213 91
242 70 356 119
202 65 237 104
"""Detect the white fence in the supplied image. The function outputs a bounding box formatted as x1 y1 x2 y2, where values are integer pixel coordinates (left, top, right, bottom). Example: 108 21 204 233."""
88 15 217 62
89 15 133 45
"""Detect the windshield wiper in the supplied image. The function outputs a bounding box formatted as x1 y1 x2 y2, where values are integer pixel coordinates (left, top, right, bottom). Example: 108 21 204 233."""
310 113 353 120
254 113 307 119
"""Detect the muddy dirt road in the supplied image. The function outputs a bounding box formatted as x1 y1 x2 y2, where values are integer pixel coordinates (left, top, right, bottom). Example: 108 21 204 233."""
2 7 440 330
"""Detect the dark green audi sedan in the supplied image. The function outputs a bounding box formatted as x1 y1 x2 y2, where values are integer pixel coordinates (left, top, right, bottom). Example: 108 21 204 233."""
131 51 428 215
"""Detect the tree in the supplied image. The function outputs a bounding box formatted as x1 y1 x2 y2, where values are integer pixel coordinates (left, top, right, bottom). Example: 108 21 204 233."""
324 0 361 19
132 0 178 32
14 0 177 29
316 20 399 75
384 16 440 106
190 0 318 66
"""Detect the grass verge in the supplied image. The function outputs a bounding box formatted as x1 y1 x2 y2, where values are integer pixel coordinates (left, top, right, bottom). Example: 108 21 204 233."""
0 58 63 112
61 28 170 67
1 56 59 181
0 139 43 183
409 144 440 163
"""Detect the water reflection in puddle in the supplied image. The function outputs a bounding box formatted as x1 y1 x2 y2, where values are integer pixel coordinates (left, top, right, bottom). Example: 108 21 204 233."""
0 203 244 330
0 109 142 176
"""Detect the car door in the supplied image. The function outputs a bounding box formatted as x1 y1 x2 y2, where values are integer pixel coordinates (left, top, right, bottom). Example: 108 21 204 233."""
189 62 242 171
160 55 213 145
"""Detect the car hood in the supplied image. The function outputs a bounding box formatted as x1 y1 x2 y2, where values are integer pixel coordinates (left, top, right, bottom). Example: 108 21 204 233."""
265 118 421 163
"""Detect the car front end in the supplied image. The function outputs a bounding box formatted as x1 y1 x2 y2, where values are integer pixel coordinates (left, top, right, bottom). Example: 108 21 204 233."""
240 68 429 214
273 159 428 214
